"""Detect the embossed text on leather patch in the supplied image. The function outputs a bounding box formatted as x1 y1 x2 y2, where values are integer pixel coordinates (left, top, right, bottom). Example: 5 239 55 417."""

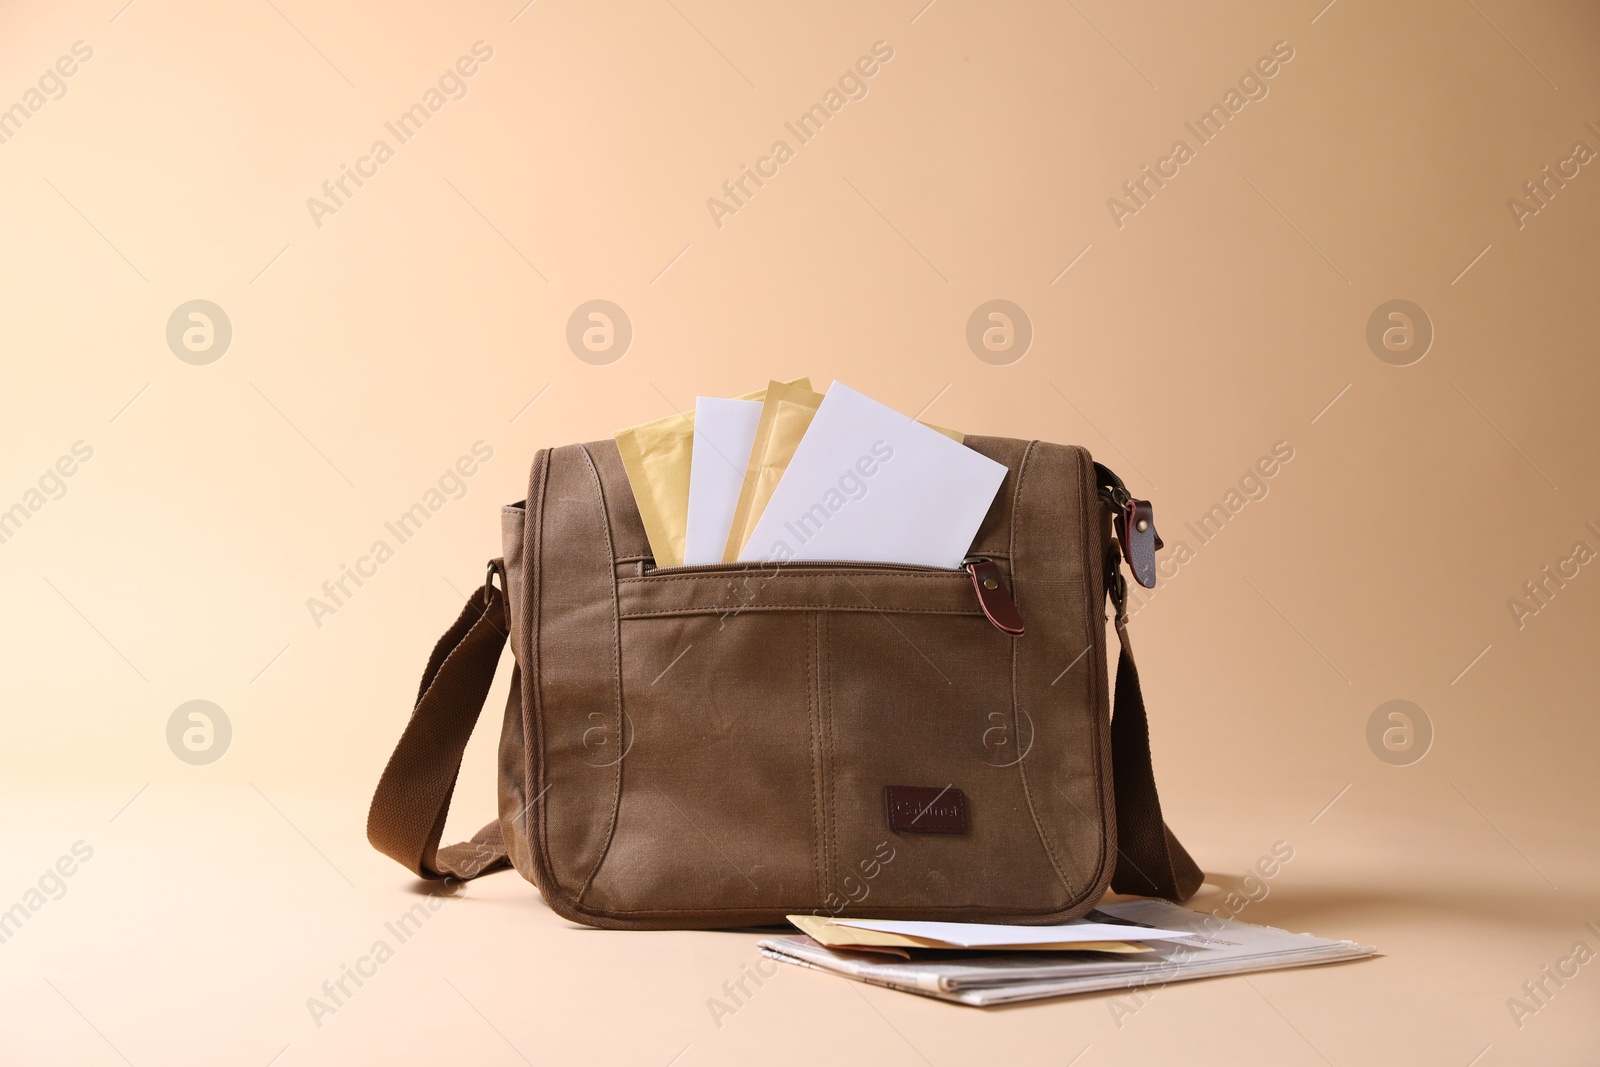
885 785 968 834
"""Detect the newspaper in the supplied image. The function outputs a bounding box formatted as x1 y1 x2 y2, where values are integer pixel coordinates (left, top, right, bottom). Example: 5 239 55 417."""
757 898 1375 1006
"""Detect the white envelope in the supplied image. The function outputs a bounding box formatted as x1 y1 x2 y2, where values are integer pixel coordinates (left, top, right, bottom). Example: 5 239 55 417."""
683 397 763 566
737 382 1006 569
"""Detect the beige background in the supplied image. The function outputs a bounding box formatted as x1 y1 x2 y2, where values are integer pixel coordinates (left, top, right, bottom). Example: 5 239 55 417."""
3 0 1598 1062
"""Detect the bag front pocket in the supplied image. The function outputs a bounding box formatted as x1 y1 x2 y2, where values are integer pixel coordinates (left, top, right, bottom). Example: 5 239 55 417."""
572 561 1078 924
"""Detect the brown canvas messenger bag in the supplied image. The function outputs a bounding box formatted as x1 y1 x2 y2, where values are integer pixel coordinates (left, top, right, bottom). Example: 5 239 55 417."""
368 435 1201 929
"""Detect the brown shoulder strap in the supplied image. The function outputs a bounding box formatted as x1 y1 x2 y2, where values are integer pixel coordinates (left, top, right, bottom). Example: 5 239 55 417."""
368 564 1202 902
366 568 512 881
1107 613 1203 900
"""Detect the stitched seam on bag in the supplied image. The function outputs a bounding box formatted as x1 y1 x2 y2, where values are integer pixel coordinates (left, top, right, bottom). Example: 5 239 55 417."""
1049 445 1112 901
527 448 554 895
629 555 1015 575
617 571 989 584
1079 444 1115 900
575 443 625 904
822 609 838 901
1010 441 1075 905
568 901 1095 917
807 611 819 900
805 611 825 904
617 606 983 618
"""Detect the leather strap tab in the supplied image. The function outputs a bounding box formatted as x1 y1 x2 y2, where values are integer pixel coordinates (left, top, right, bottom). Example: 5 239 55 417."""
1116 498 1162 590
967 558 1024 635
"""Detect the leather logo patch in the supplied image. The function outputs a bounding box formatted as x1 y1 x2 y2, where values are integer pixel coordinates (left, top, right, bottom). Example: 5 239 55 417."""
885 785 968 834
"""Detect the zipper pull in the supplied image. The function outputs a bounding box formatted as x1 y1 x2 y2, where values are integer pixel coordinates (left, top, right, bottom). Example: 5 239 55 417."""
964 557 1024 636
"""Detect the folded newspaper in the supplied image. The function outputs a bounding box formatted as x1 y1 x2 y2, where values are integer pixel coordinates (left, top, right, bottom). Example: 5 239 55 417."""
757 898 1375 1007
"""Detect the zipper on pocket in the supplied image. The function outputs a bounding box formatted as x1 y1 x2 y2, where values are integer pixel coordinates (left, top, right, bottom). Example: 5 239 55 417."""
642 556 1025 636
642 558 959 576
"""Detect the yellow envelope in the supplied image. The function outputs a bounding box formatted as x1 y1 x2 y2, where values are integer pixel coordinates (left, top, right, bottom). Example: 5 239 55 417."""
615 378 809 569
785 914 1152 954
721 381 825 562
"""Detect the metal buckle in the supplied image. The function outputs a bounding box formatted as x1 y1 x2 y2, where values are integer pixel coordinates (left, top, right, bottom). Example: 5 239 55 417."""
1108 571 1127 613
1105 549 1128 622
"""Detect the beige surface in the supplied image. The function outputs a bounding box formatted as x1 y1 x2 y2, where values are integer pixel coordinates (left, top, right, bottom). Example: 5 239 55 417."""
2 0 1598 1063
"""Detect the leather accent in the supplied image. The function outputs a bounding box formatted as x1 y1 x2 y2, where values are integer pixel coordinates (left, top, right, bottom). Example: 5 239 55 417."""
1117 498 1163 589
967 558 1024 635
885 786 969 834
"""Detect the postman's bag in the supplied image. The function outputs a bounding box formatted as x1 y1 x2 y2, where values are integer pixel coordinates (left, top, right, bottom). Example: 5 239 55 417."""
368 436 1201 929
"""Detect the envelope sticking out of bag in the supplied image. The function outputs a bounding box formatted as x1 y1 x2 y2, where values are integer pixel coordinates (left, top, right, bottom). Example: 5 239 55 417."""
682 396 763 566
738 381 1007 570
615 378 809 569
715 380 825 564
719 381 964 562
786 914 1164 954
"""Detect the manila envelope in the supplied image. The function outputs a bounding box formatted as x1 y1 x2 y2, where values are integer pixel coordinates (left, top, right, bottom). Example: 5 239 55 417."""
720 381 825 562
786 915 1154 955
614 377 809 569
